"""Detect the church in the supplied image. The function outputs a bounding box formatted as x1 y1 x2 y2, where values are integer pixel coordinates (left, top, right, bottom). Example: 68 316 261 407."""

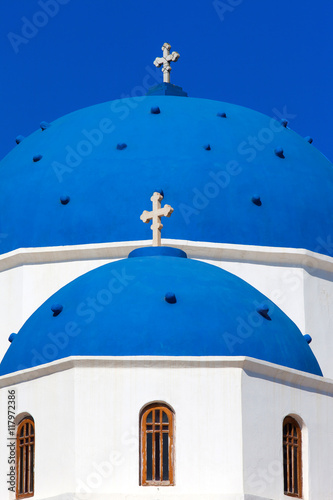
1 43 333 500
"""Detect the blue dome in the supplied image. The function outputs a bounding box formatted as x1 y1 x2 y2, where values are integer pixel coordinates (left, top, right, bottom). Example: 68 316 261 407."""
0 96 332 256
0 249 322 376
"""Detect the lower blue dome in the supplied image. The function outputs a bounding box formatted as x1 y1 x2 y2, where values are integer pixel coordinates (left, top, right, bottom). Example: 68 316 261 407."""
0 253 322 376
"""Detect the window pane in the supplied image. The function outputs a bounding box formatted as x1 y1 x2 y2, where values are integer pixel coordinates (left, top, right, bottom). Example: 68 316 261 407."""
147 411 153 423
162 411 168 423
25 444 29 493
288 444 292 492
19 446 24 493
27 445 31 493
294 446 298 494
147 433 152 481
155 432 160 480
283 455 288 492
30 444 34 492
163 433 169 481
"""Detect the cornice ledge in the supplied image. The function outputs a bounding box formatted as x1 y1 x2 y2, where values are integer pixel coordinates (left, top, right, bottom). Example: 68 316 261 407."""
0 240 332 273
1 356 332 395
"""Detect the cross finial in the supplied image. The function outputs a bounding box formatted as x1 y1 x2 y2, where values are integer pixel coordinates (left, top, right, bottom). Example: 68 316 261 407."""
153 43 180 84
140 192 174 246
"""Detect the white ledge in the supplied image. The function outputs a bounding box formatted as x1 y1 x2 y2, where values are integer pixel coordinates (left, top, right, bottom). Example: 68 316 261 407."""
0 240 333 273
0 356 332 395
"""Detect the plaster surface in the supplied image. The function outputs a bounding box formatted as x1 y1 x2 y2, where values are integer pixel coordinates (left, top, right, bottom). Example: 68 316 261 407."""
0 357 331 500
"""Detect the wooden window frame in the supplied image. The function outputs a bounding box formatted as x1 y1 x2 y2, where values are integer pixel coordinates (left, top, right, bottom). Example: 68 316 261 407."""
140 403 174 486
16 417 35 499
283 416 302 498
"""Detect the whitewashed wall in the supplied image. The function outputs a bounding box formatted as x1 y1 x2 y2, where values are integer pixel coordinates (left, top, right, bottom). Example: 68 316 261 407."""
241 368 333 499
0 357 332 500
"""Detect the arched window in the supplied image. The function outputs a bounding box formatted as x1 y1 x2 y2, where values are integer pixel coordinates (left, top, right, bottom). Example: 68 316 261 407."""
283 416 302 498
140 403 174 486
16 416 35 499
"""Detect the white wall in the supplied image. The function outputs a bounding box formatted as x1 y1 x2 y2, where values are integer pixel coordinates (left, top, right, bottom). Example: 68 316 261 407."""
241 368 333 500
1 357 332 500
1 360 245 499
0 368 76 500
302 267 333 379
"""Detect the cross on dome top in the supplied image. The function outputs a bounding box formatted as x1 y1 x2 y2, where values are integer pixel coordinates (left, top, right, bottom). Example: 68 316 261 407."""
140 192 174 246
154 43 180 83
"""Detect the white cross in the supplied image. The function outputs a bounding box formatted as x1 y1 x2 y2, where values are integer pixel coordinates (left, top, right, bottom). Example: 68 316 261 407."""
140 192 174 246
154 43 180 83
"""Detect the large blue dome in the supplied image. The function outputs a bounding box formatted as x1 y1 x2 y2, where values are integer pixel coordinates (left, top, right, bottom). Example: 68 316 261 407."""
0 95 332 256
0 248 322 376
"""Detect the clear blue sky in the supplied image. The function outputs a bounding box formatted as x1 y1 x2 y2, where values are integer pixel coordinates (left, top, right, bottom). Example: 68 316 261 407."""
1 0 332 161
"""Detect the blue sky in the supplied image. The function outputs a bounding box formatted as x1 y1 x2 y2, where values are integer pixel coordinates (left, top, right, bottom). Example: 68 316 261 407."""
1 0 332 161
